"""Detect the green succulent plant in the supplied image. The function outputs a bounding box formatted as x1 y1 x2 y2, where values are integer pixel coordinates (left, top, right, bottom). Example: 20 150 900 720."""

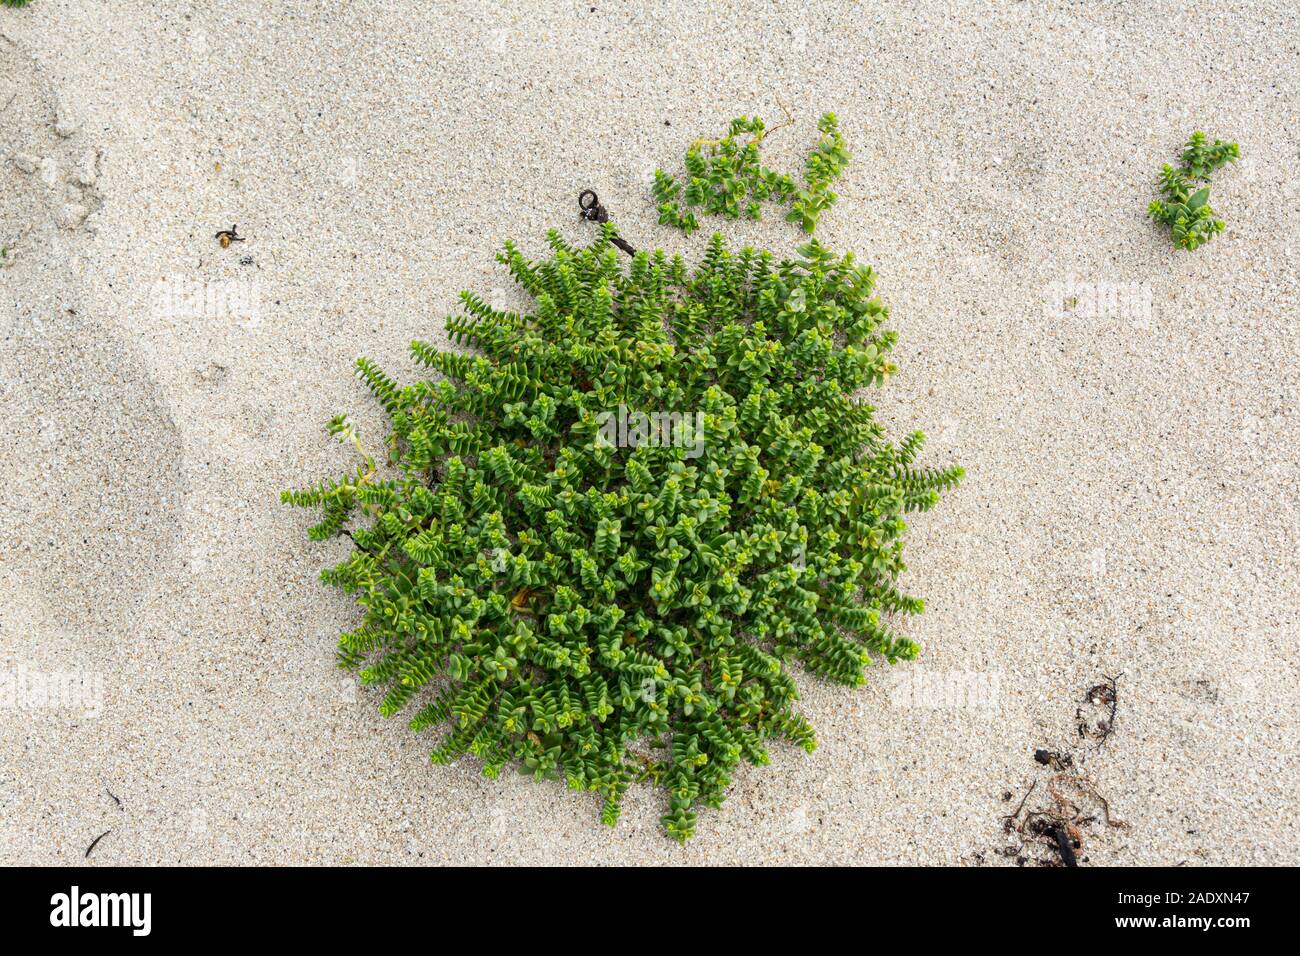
1148 131 1240 251
654 112 850 236
285 224 961 842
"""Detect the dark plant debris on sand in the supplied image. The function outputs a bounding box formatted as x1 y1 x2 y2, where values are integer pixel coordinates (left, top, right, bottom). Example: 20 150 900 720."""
994 675 1128 867
1077 673 1121 744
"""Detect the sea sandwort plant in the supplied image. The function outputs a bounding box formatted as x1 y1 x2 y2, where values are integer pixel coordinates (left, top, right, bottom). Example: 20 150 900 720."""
1148 131 1240 251
284 224 961 842
654 113 850 236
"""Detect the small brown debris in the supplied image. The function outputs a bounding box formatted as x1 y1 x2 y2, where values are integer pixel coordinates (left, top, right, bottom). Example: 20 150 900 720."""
1077 673 1121 744
214 224 245 248
1034 748 1072 770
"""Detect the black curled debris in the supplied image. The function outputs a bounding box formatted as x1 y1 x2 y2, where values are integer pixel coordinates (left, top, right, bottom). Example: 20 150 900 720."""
577 191 636 256
578 189 609 223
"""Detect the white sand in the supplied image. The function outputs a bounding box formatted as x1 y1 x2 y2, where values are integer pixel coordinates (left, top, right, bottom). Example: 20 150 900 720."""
1 0 1296 865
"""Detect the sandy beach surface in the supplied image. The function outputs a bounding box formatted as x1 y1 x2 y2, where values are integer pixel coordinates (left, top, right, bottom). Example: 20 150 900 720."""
1 1 1296 865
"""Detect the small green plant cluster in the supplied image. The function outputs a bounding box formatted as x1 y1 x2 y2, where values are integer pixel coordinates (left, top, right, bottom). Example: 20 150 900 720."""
2 1 34 8
788 113 853 233
285 224 960 842
654 113 850 236
1148 132 1240 250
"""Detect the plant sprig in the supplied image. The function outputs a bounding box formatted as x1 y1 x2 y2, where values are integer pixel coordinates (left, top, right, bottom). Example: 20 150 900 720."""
654 111 851 236
1148 131 1240 251
786 113 851 233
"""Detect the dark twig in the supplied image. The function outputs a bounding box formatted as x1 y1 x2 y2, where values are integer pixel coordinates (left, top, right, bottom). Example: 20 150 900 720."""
1050 824 1078 867
1059 772 1128 829
105 786 122 808
1001 779 1036 831
85 829 111 859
